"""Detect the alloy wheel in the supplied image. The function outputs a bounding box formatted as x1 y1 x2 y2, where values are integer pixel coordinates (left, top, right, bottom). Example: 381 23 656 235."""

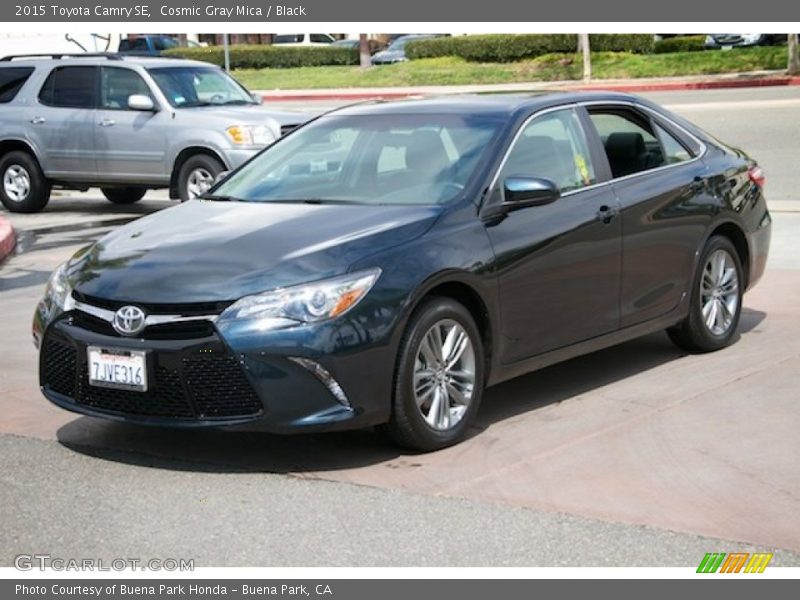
186 167 214 199
413 318 476 431
700 248 739 336
3 164 31 203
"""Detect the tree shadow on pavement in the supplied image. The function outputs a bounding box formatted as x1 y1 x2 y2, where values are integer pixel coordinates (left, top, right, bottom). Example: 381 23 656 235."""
57 308 767 474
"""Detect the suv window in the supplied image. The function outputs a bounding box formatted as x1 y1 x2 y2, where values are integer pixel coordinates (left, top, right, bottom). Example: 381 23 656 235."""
274 34 303 43
0 67 34 103
39 66 97 108
589 109 669 178
310 34 333 44
100 67 151 109
500 108 597 194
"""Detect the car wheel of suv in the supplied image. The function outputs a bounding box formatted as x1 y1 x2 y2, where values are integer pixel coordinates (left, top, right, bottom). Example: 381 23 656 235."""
0 151 51 213
387 297 485 451
101 187 147 205
667 236 743 353
178 154 223 201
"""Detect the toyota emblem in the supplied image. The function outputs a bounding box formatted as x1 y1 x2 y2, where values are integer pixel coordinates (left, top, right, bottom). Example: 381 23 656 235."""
112 305 147 336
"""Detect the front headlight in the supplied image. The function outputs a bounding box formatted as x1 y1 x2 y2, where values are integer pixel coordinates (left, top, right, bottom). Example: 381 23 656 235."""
226 124 275 146
218 268 381 330
45 261 74 310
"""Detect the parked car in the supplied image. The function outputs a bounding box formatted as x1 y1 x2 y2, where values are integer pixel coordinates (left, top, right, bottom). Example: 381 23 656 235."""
371 34 439 64
704 34 789 48
272 34 335 46
0 53 307 212
330 38 383 54
118 35 180 56
34 93 771 451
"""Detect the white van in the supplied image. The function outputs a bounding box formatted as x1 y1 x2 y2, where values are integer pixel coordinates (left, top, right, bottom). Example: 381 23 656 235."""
272 34 336 46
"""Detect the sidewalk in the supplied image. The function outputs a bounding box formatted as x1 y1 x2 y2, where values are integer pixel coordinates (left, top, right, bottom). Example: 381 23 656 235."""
258 70 800 101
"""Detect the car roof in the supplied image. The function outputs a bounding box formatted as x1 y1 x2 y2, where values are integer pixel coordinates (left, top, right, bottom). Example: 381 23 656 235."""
330 91 646 118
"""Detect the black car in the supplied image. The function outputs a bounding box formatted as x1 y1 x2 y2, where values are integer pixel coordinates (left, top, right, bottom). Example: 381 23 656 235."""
34 92 771 451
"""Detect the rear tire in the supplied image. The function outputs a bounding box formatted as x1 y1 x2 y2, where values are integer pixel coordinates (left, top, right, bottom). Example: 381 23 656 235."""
101 187 147 205
386 297 485 452
177 154 223 202
0 151 51 213
667 236 743 353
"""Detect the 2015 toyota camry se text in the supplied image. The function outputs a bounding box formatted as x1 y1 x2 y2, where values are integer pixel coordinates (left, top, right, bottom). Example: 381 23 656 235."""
33 92 771 451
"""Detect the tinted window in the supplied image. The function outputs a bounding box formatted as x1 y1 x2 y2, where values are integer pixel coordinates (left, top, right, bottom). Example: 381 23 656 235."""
274 34 303 43
501 108 597 193
310 34 332 43
100 67 151 109
0 67 34 103
589 110 667 178
38 66 97 108
119 38 148 52
153 36 178 51
654 122 693 164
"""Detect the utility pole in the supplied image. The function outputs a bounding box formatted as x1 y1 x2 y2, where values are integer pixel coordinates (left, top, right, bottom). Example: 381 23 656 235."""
359 34 371 69
579 34 591 82
789 34 799 76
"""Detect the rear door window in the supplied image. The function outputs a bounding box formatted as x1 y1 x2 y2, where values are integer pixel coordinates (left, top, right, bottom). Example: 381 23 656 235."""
588 109 670 178
0 67 34 103
38 66 98 108
653 122 693 164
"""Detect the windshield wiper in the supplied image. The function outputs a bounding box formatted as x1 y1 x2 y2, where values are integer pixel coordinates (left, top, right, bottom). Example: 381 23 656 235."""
197 193 241 202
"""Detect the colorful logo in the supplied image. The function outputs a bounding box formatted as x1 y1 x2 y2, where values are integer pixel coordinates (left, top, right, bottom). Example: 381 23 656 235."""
697 552 773 573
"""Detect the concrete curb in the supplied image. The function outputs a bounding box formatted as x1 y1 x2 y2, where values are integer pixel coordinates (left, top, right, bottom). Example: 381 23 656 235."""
260 75 800 102
0 215 17 262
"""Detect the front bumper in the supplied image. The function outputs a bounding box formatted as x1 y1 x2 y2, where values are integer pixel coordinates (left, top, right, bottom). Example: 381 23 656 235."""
37 307 395 433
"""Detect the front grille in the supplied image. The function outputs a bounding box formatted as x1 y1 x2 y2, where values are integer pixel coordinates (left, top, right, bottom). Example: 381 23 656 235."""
76 365 194 419
70 310 216 340
40 333 263 421
42 337 77 397
71 291 232 316
184 354 263 418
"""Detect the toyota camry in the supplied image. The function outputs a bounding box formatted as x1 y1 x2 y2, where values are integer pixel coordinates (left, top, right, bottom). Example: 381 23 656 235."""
34 92 771 451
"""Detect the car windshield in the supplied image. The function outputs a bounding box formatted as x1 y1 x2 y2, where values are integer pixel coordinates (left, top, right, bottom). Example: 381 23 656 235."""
212 113 503 206
147 66 255 108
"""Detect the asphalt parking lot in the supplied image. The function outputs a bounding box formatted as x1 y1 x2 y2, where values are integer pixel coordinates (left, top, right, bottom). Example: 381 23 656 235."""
1 86 799 567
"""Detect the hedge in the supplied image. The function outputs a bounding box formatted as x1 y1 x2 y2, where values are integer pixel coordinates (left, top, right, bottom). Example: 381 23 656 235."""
161 45 359 69
406 34 654 62
654 35 708 54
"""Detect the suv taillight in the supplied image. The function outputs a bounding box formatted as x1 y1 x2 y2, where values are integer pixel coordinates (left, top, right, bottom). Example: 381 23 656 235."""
748 166 766 188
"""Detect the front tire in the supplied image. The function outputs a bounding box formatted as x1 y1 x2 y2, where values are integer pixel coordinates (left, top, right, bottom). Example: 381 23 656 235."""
177 154 223 202
0 151 51 213
101 187 146 205
667 236 743 353
387 297 485 451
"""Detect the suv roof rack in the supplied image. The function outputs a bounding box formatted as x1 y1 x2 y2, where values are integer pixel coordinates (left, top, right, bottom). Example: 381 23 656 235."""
0 52 122 62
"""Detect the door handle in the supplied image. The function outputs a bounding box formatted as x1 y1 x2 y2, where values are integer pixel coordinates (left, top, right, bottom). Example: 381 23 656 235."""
597 204 618 224
98 119 116 127
30 116 46 124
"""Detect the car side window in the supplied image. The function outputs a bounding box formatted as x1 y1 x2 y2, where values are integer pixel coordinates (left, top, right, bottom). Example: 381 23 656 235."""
589 110 671 178
654 122 693 164
100 68 152 110
310 34 332 43
0 67 34 103
500 108 597 194
38 66 97 109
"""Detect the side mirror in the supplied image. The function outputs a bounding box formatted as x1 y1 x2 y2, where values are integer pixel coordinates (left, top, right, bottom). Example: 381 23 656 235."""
251 92 264 105
503 177 560 208
128 94 156 111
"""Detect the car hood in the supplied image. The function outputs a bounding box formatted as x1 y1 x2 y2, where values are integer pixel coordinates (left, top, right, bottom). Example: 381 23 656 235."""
69 200 441 304
185 104 311 127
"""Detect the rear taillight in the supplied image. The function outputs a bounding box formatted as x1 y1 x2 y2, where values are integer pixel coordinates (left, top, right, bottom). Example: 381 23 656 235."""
748 165 766 188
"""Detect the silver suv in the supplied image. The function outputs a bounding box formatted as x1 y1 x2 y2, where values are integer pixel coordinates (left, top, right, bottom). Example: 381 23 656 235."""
0 53 307 212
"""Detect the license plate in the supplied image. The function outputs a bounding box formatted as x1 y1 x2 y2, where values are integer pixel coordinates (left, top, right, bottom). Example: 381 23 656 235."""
87 346 148 392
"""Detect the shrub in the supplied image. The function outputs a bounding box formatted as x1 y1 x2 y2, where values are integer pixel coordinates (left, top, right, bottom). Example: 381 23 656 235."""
161 45 359 69
654 35 708 54
407 34 654 62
